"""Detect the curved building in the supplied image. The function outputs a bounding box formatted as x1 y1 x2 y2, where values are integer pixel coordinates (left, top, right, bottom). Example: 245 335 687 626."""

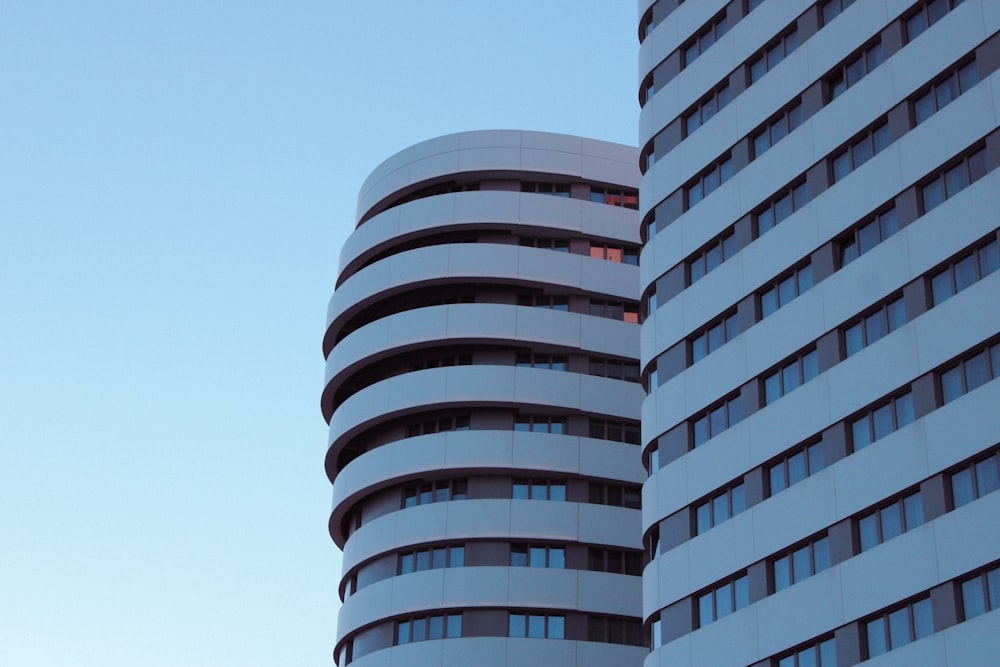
323 130 647 666
639 1 1000 665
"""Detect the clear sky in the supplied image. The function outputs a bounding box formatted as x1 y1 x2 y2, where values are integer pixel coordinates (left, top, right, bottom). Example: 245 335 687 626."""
0 2 637 665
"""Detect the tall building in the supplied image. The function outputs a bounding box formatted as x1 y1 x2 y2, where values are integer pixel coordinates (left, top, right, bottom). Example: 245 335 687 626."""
639 1 1000 665
322 131 648 666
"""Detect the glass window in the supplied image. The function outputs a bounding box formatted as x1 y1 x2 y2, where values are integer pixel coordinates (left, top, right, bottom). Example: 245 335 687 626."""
963 577 987 618
867 617 887 657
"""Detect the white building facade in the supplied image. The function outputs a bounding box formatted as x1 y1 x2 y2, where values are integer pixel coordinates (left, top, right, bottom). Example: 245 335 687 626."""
639 1 1000 665
323 131 648 666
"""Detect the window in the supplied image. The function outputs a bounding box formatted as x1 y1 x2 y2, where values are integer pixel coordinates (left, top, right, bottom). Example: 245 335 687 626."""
588 482 641 509
515 415 567 434
827 39 883 100
843 296 905 357
516 354 568 371
410 354 472 371
589 357 640 382
865 598 933 658
692 394 743 447
588 548 643 575
589 243 639 265
939 341 1000 404
698 574 750 627
951 452 1000 508
858 491 924 551
405 415 471 438
682 10 729 67
509 613 564 639
961 564 1000 620
687 156 734 207
591 187 638 209
777 637 837 667
513 479 566 501
399 545 465 574
769 441 825 495
906 0 965 42
930 238 1000 305
749 29 799 84
831 121 890 183
772 535 831 592
522 182 569 197
760 263 813 318
695 482 746 534
756 181 809 235
840 207 899 266
690 311 739 363
511 544 565 568
923 146 989 212
403 480 468 508
753 102 804 159
586 616 643 646
589 299 639 323
913 59 978 125
821 0 856 25
763 348 819 405
520 237 568 252
689 232 736 284
518 294 569 311
588 419 641 445
396 613 462 644
684 83 732 135
851 392 915 450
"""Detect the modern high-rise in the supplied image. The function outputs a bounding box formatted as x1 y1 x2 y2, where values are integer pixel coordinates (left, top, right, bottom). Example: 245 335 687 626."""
639 1 1000 665
322 130 647 666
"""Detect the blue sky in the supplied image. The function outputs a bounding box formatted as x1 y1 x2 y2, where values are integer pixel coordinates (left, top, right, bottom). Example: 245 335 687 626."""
0 2 636 664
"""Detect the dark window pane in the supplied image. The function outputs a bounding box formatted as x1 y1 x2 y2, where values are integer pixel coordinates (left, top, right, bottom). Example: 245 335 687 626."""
859 513 879 550
416 550 430 570
508 613 525 637
852 416 872 450
858 220 879 254
716 582 733 617
846 56 864 86
888 607 911 648
774 556 791 591
798 264 814 292
428 615 444 640
412 617 427 641
907 13 927 42
842 238 859 266
731 484 746 514
697 502 712 533
792 545 811 582
819 638 837 666
852 136 873 167
808 442 825 473
867 618 887 657
895 392 915 427
693 417 709 446
936 76 958 110
904 493 924 529
872 403 893 440
735 576 750 609
708 323 724 352
793 183 809 210
945 163 969 198
867 42 884 70
783 361 802 394
770 463 787 494
881 503 903 541
845 323 864 356
527 615 545 638
775 194 792 223
914 92 934 124
699 592 714 626
447 614 462 638
758 208 774 235
954 255 977 293
952 468 975 508
398 622 411 644
865 312 887 345
912 598 934 639
880 209 899 237
963 577 987 619
788 451 807 485
713 493 730 523
941 366 964 403
975 458 1000 496
980 241 1000 277
710 405 727 436
814 537 831 572
988 568 1000 611
959 61 979 92
727 396 742 425
966 352 989 391
778 275 796 306
931 269 953 305
969 149 988 182
761 288 778 317
887 299 905 332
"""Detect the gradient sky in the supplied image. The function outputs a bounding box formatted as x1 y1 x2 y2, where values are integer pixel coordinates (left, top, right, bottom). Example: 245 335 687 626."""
0 2 637 665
